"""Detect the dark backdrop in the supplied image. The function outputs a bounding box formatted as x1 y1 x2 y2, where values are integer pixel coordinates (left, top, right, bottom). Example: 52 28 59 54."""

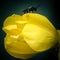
0 0 60 60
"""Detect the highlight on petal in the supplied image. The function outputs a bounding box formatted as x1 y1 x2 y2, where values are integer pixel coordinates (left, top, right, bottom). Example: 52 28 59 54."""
15 21 27 24
3 25 17 30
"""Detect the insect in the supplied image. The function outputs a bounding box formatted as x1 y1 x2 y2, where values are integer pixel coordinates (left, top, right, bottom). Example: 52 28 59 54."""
23 6 37 13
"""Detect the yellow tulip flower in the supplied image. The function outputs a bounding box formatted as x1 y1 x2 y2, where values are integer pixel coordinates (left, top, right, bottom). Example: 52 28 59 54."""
2 13 59 59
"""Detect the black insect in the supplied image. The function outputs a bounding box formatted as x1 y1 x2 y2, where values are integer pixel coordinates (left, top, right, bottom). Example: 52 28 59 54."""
23 6 37 13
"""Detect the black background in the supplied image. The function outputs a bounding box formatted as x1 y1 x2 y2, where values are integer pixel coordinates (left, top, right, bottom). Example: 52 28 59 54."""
0 0 60 60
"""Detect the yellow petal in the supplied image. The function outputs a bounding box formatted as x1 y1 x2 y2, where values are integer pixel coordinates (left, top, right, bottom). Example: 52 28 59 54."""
4 34 36 59
22 23 57 52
